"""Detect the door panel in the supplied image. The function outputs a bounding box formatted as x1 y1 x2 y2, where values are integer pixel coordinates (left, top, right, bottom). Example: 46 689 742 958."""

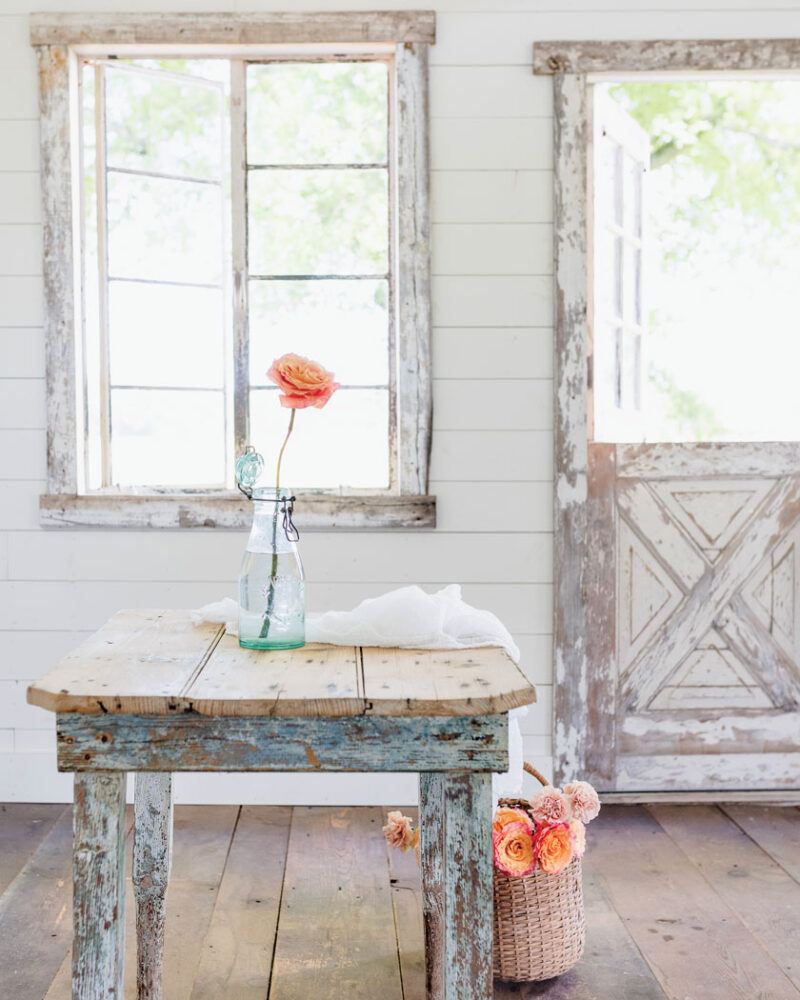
588 442 800 791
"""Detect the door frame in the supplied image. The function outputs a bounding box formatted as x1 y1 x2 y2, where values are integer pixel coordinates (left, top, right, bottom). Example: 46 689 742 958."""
533 37 800 788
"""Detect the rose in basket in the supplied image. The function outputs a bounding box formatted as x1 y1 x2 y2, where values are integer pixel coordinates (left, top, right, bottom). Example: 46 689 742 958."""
494 778 600 876
381 777 599 876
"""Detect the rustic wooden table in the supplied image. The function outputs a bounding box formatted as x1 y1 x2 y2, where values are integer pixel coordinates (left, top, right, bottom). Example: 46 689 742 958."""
28 609 536 1000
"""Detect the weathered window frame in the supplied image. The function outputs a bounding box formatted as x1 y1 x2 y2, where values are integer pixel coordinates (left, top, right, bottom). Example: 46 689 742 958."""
534 37 800 785
31 11 436 530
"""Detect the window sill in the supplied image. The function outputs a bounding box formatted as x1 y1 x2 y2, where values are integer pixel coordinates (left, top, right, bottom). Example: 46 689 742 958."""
40 492 436 530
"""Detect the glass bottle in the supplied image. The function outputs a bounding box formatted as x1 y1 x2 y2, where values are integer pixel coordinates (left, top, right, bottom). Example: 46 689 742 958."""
238 488 306 650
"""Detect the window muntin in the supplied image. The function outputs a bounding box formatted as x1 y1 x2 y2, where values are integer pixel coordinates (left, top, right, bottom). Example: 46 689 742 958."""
80 54 394 493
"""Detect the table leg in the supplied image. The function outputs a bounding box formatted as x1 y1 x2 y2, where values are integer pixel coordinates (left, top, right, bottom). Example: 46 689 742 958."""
72 772 127 1000
134 773 173 1000
419 771 493 1000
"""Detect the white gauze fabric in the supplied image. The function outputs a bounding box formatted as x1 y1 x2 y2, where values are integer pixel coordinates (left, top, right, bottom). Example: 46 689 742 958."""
190 585 528 800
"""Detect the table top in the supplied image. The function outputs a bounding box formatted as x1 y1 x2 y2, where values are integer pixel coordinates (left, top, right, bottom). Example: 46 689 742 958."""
27 609 537 718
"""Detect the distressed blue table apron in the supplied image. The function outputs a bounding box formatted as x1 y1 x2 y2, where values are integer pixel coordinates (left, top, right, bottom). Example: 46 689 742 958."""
28 610 537 1000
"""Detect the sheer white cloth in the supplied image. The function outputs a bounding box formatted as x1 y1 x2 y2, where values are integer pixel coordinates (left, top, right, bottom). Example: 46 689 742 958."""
190 585 528 800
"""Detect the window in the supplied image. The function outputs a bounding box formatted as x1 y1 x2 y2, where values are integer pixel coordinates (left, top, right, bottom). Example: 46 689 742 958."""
32 12 435 528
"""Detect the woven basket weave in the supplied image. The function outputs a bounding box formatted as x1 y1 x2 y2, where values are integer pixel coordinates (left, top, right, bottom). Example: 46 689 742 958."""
492 764 586 982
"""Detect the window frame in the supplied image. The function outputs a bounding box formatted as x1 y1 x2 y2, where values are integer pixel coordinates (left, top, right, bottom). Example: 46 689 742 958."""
31 11 436 529
533 36 800 785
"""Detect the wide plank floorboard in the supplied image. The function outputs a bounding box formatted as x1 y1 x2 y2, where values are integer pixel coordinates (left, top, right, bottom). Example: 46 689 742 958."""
1 803 798 999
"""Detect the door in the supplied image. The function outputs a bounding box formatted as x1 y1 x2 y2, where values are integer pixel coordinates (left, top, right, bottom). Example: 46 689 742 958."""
585 87 800 792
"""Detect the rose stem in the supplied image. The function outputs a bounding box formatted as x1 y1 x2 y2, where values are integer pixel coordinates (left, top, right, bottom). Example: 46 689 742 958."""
260 409 297 640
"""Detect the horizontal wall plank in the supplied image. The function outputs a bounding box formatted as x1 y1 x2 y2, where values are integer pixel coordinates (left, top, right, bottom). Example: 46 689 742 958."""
433 275 552 327
433 378 552 431
0 630 90 682
431 481 552 533
0 276 43 326
0 482 43 529
7 529 553 584
0 679 52 730
0 225 41 275
432 223 551 276
0 18 35 71
430 430 553 481
432 328 553 380
430 65 552 119
432 11 800 66
518 684 552 736
516 634 553 684
0 120 38 172
0 70 37 118
0 579 553 634
431 171 551 224
431 118 551 170
0 378 45 429
0 172 40 223
0 430 46 479
0 328 45 377
13 727 54 752
56 713 509 772
0 729 13 752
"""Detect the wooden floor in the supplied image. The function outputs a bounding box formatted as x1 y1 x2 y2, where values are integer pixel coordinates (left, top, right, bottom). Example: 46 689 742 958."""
0 803 798 1000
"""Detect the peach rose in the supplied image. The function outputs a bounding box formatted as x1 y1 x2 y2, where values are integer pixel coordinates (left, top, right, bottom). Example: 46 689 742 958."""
383 811 419 853
529 786 572 826
534 823 574 875
267 353 340 409
493 821 537 877
564 781 600 824
493 806 535 836
569 819 586 858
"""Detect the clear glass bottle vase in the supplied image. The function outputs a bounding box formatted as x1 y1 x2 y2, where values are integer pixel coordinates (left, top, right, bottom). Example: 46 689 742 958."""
238 489 306 650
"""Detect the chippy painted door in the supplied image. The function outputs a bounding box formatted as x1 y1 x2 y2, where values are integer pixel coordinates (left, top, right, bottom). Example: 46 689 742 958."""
585 91 800 792
587 442 800 791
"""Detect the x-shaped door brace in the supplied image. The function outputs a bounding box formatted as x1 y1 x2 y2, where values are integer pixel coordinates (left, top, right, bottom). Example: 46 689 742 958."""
617 475 800 712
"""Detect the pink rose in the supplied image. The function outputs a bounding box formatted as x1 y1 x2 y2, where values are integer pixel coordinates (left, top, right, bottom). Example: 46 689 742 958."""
383 811 419 853
564 781 600 824
529 786 572 826
267 353 340 410
569 819 586 858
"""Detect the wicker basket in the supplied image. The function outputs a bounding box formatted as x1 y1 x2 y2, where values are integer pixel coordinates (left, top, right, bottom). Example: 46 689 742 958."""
492 764 586 982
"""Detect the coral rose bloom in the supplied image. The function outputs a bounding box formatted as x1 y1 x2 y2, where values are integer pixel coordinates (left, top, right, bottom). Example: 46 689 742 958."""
493 821 537 877
529 786 572 826
564 780 600 824
534 823 574 875
267 353 340 409
569 819 586 858
383 811 418 853
493 806 534 836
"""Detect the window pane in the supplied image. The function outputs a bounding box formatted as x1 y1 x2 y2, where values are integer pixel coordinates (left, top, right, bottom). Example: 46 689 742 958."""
104 66 223 180
107 173 223 285
248 169 387 276
110 388 226 486
249 388 389 489
248 279 388 386
108 281 225 388
247 62 388 165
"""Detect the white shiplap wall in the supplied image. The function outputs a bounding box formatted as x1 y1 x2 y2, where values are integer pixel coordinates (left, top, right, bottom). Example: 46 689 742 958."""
0 0 794 804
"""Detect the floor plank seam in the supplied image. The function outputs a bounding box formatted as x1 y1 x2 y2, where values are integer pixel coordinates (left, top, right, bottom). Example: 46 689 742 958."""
383 809 409 1000
264 805 294 1000
718 804 800 887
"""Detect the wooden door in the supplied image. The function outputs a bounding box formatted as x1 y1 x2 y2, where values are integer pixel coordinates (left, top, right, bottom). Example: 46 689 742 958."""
587 442 800 791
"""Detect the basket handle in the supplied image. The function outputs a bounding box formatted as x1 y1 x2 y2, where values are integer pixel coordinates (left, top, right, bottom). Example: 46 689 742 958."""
523 762 549 787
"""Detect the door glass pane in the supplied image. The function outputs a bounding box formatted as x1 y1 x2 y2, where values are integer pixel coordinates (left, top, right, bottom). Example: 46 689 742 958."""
110 388 226 486
595 79 800 442
249 388 389 489
247 62 388 165
248 169 388 276
248 279 389 386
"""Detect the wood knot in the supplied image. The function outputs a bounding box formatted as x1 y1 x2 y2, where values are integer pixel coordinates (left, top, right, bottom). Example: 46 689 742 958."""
547 54 568 72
